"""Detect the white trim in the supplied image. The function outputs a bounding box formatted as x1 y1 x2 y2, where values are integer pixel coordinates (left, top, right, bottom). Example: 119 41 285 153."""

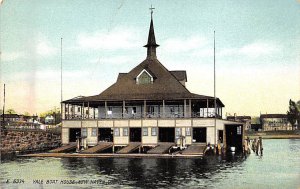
136 69 153 84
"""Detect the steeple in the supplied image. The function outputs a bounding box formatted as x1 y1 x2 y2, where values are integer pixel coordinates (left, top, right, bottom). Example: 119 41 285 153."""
144 5 159 59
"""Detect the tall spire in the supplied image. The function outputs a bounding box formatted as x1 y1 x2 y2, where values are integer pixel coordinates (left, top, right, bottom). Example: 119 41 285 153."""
144 5 159 59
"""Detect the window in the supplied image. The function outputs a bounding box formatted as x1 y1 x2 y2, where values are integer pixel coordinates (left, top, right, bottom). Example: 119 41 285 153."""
237 126 242 135
143 127 148 136
86 110 89 115
186 128 191 136
123 128 128 136
175 128 181 137
91 128 97 136
151 127 157 136
107 107 112 115
81 128 87 137
77 107 81 112
114 128 120 136
147 106 155 115
136 70 153 85
132 107 137 114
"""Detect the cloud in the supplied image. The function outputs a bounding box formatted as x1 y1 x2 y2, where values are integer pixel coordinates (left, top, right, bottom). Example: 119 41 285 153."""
219 41 279 58
36 37 58 57
161 36 208 53
239 42 278 57
77 27 142 50
1 51 25 62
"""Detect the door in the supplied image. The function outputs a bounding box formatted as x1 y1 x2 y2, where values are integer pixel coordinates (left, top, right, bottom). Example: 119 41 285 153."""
193 127 207 143
130 128 141 142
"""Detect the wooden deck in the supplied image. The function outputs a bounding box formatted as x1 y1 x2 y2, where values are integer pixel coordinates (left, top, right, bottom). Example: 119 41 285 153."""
147 143 174 154
117 142 141 154
19 153 203 158
49 143 77 153
80 142 113 154
181 144 206 155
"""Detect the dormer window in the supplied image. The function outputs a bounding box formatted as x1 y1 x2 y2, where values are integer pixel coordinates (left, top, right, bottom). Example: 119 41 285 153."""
136 69 153 85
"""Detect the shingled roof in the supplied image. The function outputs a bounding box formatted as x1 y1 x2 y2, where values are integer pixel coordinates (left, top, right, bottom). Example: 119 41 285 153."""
63 14 224 107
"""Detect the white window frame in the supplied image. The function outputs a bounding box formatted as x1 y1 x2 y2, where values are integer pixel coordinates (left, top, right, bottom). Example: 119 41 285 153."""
123 128 129 136
91 128 97 136
186 127 191 136
114 128 120 136
175 128 181 137
81 128 87 137
143 127 148 136
151 127 157 136
136 69 154 84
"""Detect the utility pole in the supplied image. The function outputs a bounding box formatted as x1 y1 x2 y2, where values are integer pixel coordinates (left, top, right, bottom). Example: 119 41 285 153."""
2 84 5 128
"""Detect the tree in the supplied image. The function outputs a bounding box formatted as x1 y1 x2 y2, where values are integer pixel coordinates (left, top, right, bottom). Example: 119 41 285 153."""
24 112 31 116
5 108 16 114
287 99 300 130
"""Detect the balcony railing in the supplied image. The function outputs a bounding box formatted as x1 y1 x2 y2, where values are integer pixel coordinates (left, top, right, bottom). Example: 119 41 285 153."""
64 111 222 120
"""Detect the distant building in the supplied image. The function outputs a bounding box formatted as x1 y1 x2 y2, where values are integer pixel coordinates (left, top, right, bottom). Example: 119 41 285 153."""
227 115 251 130
0 114 21 122
45 115 55 124
260 114 292 131
20 115 38 123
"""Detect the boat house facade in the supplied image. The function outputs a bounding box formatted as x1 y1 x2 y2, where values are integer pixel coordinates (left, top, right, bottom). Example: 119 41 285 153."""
61 14 244 153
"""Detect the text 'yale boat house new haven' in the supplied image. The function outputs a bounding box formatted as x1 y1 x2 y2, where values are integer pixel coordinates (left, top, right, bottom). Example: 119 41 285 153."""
60 12 245 154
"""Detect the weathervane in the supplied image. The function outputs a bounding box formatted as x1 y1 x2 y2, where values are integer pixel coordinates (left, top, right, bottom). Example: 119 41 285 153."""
150 5 155 18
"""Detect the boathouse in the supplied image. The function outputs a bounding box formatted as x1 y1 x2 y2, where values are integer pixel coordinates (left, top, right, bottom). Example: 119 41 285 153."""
60 12 245 154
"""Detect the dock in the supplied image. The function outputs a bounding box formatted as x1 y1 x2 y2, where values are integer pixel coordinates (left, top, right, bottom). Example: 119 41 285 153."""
81 142 113 154
147 143 174 154
18 152 203 158
117 142 141 154
49 143 77 153
181 144 206 155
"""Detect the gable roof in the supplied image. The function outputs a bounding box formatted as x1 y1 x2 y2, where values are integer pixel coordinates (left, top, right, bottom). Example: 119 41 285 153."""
170 71 187 82
64 57 224 107
63 14 224 107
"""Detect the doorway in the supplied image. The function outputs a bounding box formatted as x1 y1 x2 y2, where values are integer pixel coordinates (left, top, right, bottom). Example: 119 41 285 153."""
130 128 141 142
98 128 113 142
158 127 175 142
193 128 207 143
225 125 243 151
69 128 81 142
218 130 224 143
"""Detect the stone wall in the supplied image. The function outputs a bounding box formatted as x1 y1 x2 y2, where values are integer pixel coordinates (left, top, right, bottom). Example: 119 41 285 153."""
0 128 61 154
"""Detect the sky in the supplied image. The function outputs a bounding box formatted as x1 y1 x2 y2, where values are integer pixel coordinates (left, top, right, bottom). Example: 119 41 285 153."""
0 0 299 116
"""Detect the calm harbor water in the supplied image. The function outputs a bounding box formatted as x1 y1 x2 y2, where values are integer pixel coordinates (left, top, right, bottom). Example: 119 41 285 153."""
0 139 299 189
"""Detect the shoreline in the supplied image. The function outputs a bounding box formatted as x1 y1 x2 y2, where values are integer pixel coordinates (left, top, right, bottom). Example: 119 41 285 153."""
245 131 300 139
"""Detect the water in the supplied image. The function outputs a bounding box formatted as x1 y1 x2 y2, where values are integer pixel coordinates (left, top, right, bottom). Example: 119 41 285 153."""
1 139 299 189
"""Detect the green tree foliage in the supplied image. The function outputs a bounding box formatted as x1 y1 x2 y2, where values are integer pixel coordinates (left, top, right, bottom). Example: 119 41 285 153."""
5 108 17 114
287 99 300 130
23 112 31 116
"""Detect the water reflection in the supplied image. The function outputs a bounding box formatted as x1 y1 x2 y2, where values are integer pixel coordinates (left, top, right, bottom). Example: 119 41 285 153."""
59 154 246 188
1 140 299 189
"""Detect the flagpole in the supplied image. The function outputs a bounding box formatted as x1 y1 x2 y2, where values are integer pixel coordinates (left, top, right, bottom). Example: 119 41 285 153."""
2 84 5 127
214 31 217 145
61 38 63 103
60 38 63 121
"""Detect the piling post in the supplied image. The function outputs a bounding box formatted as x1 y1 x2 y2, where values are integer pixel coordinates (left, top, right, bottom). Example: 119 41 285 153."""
259 137 263 156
